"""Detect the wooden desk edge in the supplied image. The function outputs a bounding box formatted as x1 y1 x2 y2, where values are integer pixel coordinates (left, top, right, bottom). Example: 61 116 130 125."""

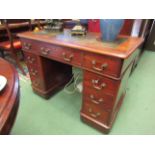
18 32 144 59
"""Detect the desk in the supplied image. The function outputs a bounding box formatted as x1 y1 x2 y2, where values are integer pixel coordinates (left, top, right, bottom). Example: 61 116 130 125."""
0 58 20 134
18 31 143 133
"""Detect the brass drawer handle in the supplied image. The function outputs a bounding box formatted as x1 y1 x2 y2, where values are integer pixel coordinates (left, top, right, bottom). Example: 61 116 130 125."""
27 56 35 64
90 94 104 104
92 60 108 72
41 47 50 55
23 42 31 50
88 108 101 118
62 52 73 62
92 79 106 90
30 69 38 76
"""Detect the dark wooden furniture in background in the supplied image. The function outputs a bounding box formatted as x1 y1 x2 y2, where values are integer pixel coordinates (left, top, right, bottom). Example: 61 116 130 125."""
0 19 47 31
144 20 155 51
0 19 47 75
18 31 143 133
0 58 20 135
0 19 32 75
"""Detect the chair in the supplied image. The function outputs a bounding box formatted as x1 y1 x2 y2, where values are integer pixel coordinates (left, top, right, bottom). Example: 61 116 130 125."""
0 19 32 75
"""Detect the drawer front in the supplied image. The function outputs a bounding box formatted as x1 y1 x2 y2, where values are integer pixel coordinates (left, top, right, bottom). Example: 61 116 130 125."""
28 68 43 89
83 86 114 112
22 40 32 51
81 103 110 125
84 71 120 95
24 52 44 90
46 47 82 66
24 52 38 67
83 53 122 78
30 76 42 88
28 65 40 77
22 39 82 66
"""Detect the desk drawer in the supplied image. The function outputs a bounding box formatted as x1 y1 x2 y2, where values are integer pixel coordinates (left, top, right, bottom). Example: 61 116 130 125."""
81 103 110 125
45 47 82 66
24 52 38 67
22 39 82 66
22 40 32 52
84 71 120 96
83 53 122 78
83 86 114 112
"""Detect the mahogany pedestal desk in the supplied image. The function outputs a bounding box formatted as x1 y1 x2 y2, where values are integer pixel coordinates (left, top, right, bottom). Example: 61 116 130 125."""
18 31 143 133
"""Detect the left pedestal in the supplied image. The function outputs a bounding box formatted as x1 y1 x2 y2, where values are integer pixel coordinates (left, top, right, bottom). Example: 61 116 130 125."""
24 51 73 99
